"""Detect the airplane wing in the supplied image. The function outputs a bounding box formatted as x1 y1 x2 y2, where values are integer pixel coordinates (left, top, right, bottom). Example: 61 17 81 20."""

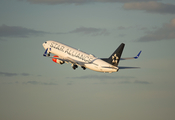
120 51 142 60
66 57 85 66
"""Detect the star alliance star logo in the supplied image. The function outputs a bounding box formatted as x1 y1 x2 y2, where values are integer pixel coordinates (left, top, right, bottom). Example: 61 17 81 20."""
112 54 118 63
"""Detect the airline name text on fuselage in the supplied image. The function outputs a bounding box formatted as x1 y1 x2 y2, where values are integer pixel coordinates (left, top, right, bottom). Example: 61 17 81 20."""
50 42 94 63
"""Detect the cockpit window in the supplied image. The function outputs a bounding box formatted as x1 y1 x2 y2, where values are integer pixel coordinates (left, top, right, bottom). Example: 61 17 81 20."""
45 42 47 44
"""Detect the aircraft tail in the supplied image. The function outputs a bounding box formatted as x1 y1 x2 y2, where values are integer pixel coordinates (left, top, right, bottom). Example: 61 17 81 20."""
102 43 125 67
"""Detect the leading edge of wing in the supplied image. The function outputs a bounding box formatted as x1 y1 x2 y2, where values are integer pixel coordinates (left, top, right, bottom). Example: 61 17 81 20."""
120 51 142 60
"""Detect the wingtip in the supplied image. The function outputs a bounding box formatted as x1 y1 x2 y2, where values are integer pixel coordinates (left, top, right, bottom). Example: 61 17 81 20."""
134 50 142 59
138 50 142 56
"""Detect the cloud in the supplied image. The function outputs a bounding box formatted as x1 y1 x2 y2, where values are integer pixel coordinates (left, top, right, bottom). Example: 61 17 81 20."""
0 24 49 39
42 82 58 85
134 80 151 84
118 80 132 84
20 73 30 76
67 81 74 85
56 26 110 36
23 81 58 85
117 26 133 30
67 82 73 85
26 81 39 85
69 27 110 36
0 25 108 39
68 75 135 80
68 75 135 85
67 75 151 85
118 26 126 30
123 1 175 14
118 34 126 37
0 72 18 77
0 71 35 77
21 0 155 5
119 80 151 84
138 18 175 42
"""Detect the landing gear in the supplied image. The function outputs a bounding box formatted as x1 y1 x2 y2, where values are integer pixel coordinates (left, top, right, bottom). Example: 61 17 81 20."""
81 66 86 70
43 53 50 57
72 65 78 70
48 52 50 56
60 61 65 64
72 65 86 70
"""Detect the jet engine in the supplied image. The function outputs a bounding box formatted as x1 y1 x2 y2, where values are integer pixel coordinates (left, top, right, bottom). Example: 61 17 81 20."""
52 56 65 64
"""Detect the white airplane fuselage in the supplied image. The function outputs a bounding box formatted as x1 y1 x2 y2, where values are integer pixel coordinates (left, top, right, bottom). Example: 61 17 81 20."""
43 41 118 73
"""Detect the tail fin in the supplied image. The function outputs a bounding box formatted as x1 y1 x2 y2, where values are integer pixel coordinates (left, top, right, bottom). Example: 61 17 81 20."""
102 43 125 67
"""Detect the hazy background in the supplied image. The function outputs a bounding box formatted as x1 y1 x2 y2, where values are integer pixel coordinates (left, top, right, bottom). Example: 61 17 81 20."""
0 0 175 120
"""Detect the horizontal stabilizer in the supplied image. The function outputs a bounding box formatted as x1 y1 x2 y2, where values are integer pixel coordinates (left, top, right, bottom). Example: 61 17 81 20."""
120 51 142 60
119 66 140 69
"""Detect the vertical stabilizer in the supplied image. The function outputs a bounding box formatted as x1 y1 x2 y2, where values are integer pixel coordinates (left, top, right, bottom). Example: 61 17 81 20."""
107 43 125 67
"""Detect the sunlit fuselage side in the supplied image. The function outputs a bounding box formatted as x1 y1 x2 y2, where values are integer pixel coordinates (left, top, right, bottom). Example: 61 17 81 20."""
43 41 118 73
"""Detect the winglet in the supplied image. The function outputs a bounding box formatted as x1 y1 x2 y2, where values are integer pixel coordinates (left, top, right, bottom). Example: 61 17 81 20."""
43 48 48 56
134 51 142 59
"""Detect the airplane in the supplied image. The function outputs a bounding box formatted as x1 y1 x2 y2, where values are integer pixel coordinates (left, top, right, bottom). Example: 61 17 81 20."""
42 40 141 73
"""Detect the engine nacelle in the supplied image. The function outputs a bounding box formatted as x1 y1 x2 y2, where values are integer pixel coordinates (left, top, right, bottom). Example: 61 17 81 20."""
52 56 65 64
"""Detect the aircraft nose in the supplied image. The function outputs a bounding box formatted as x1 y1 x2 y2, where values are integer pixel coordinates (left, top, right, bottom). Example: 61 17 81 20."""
42 43 46 49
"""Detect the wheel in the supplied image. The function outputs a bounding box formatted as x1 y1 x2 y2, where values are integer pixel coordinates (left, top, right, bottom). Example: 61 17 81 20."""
72 65 78 70
81 66 86 70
